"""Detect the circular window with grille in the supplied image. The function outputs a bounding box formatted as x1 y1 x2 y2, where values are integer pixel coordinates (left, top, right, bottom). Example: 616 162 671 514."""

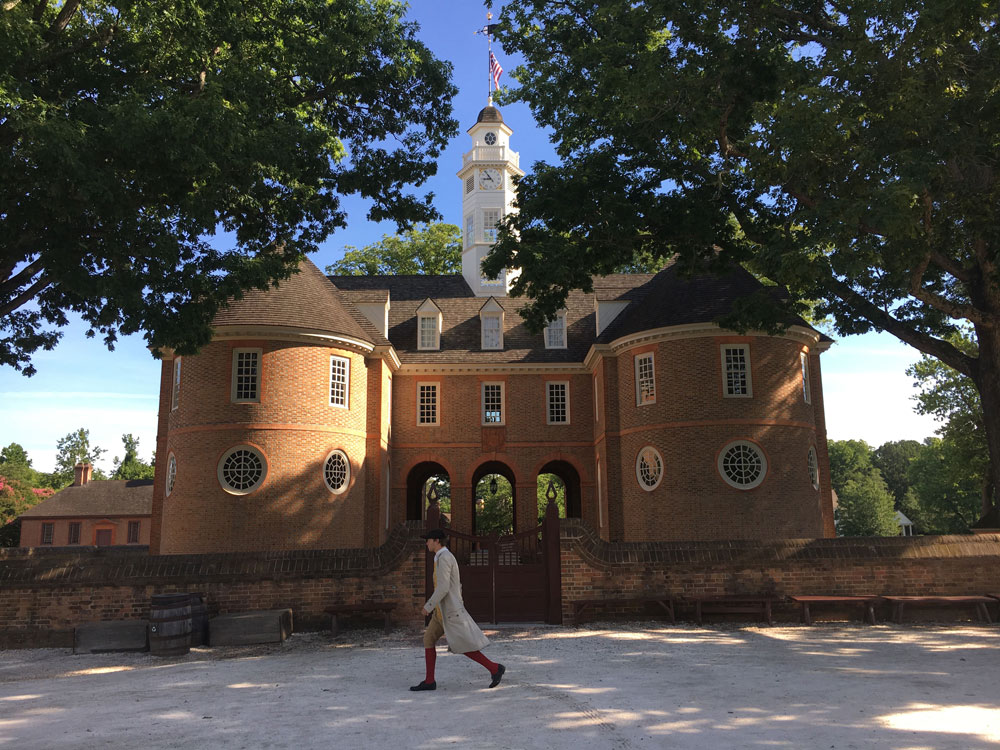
217 445 267 495
165 453 177 497
718 440 767 490
635 446 664 491
807 446 820 490
324 450 350 494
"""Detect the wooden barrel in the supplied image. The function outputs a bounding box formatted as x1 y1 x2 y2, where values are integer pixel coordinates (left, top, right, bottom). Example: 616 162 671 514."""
149 593 192 656
189 593 209 647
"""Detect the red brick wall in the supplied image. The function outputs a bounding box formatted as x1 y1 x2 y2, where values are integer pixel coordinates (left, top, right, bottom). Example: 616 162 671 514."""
19 517 150 547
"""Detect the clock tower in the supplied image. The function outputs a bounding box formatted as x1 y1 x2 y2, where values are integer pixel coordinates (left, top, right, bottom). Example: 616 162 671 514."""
458 102 524 296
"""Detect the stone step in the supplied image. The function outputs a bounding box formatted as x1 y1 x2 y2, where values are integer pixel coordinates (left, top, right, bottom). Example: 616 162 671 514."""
208 609 292 646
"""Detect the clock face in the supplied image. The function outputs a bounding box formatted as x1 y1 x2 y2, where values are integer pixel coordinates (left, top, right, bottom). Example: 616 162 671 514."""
484 131 497 145
479 168 503 190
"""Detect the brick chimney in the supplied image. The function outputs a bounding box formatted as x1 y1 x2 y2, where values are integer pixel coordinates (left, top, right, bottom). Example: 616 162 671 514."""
73 462 93 486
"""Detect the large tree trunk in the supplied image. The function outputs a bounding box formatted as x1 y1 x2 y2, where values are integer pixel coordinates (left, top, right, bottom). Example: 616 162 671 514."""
972 324 1000 519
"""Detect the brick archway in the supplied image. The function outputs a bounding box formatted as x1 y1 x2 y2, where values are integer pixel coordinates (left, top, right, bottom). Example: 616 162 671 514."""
405 462 451 521
537 460 582 519
471 460 517 535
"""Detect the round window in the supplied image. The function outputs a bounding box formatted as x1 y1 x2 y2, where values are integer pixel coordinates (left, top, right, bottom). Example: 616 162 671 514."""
718 440 767 490
807 447 820 490
324 450 350 494
635 446 664 491
484 131 497 145
165 453 177 497
217 445 266 495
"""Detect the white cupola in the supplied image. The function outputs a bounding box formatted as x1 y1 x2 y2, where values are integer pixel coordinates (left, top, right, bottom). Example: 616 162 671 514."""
457 103 524 296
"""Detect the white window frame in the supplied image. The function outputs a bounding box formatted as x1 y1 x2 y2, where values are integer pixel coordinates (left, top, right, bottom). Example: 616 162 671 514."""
481 313 503 350
635 446 664 491
718 439 768 490
593 374 600 423
482 207 500 243
800 352 812 404
127 520 141 544
418 314 440 350
634 352 656 406
330 355 350 408
807 446 820 490
417 382 440 426
165 453 177 497
544 313 567 349
231 348 262 403
171 357 181 411
721 344 753 398
217 444 267 495
546 381 570 425
482 382 505 426
323 449 351 495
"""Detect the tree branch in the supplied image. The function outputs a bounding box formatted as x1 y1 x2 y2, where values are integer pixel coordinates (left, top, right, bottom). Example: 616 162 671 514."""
909 250 986 325
0 258 45 297
0 274 51 317
48 0 80 36
717 101 746 159
827 275 978 378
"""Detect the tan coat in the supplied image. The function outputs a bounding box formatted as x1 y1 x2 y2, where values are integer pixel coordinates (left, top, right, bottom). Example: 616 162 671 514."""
423 547 490 654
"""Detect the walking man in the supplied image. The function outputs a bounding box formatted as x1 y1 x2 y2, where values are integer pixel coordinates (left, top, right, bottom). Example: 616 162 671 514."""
410 528 506 691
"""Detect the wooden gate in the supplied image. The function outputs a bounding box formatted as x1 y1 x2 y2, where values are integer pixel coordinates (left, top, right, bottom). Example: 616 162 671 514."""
425 502 562 624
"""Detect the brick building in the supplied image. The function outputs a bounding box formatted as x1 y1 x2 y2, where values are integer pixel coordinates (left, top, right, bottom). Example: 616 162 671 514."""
150 105 835 554
19 463 151 548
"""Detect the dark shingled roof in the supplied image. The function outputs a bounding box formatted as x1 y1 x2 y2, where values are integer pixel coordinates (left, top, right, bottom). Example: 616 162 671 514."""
212 258 374 345
20 480 153 518
476 105 504 124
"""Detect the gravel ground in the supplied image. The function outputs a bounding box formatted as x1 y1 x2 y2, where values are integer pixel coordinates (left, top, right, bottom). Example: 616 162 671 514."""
1 622 998 749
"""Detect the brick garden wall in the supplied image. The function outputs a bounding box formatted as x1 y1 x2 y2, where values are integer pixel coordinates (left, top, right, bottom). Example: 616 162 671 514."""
0 523 428 649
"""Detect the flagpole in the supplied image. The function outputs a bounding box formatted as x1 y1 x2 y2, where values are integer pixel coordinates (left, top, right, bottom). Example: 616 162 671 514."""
487 12 493 103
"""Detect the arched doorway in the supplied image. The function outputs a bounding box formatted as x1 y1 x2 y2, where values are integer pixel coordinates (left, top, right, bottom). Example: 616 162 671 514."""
406 462 451 522
471 461 516 535
537 460 582 519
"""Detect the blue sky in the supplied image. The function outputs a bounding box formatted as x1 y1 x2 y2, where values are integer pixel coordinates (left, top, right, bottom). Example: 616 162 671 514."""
0 0 938 473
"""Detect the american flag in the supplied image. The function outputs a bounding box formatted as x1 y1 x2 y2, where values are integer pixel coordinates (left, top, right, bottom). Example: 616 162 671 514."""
489 52 503 90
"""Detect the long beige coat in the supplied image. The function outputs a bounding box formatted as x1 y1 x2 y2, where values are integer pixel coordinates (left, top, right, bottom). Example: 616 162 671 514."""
423 547 490 654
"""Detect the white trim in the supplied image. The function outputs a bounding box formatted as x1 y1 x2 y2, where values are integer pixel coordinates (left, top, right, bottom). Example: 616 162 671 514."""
546 380 570 425
635 446 664 491
481 312 503 350
634 352 656 406
718 440 767 490
330 355 350 408
417 313 440 350
231 348 262 403
807 446 820 490
721 344 753 398
323 449 351 494
593 373 600 423
218 444 267 495
212 326 374 353
482 381 505 425
800 351 812 404
417 381 440 426
165 453 177 497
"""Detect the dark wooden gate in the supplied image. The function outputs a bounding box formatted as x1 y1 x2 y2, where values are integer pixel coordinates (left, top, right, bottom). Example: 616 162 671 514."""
425 502 562 624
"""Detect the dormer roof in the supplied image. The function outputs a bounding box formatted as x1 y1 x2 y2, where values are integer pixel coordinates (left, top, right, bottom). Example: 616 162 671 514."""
417 298 443 314
479 297 505 314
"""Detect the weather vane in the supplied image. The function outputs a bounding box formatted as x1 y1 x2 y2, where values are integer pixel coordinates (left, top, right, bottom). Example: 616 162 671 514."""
474 12 503 103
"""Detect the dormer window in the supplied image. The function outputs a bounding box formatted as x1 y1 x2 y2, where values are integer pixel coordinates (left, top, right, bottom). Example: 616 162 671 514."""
416 299 442 350
479 298 504 350
544 313 567 349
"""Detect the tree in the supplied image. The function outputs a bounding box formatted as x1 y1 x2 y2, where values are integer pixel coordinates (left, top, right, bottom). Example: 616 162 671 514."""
536 473 566 523
474 474 513 536
53 428 106 486
871 440 922 508
111 434 155 481
835 474 900 537
906 330 990 514
327 223 462 276
486 0 1000 520
904 438 980 534
0 443 31 469
2 0 457 375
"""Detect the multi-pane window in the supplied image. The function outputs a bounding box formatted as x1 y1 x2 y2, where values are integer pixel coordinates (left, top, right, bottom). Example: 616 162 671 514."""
127 521 140 544
418 382 439 425
547 382 569 424
171 358 181 410
544 314 566 348
483 382 504 424
722 345 752 397
330 356 349 408
718 440 768 490
232 349 261 402
800 352 812 403
166 454 177 496
807 446 820 490
594 374 601 423
483 208 500 242
482 314 502 350
635 352 656 405
418 315 439 350
68 522 81 545
41 522 54 545
636 446 664 491
324 450 350 494
218 445 267 495
465 214 475 247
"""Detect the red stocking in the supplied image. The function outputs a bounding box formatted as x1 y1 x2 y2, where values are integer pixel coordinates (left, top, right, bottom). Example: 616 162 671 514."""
424 647 437 683
464 650 499 674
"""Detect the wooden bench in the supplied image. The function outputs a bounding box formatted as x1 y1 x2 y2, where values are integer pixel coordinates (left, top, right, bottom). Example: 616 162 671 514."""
689 595 779 626
788 595 882 625
882 595 995 624
325 602 396 636
572 596 675 625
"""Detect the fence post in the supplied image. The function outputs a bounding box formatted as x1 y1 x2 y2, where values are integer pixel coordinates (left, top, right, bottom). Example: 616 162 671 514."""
543 484 563 624
424 484 442 606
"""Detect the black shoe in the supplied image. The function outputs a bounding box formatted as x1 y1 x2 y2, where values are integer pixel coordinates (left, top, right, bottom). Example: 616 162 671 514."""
409 681 436 691
488 664 505 688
